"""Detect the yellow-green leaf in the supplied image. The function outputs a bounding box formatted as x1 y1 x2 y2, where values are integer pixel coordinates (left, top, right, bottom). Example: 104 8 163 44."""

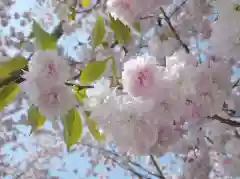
28 106 46 134
133 22 141 32
68 7 76 20
81 0 92 8
63 108 82 150
92 16 105 49
109 14 131 44
74 88 86 104
0 83 20 111
32 20 57 50
0 56 28 78
80 59 109 85
86 118 105 141
234 3 240 11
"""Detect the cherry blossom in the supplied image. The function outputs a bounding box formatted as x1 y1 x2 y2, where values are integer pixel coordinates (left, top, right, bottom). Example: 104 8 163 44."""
22 50 71 90
20 50 74 120
122 54 163 98
107 0 172 25
2 0 240 178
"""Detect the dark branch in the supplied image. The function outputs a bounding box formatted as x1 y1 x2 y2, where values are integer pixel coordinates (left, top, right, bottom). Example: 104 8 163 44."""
0 67 26 88
211 115 240 127
233 79 240 88
0 68 92 90
160 7 190 54
150 155 165 179
169 0 187 18
79 143 160 178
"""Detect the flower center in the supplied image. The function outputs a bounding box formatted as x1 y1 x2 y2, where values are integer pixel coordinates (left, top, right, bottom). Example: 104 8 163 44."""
48 91 59 105
136 67 153 87
47 63 57 76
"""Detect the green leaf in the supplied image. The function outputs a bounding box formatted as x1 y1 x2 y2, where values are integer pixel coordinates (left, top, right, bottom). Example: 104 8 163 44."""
86 118 105 141
63 108 82 150
32 20 57 50
234 3 240 11
92 16 105 49
81 0 92 8
109 14 131 44
133 22 141 32
0 56 28 78
80 59 109 85
68 7 76 20
0 83 20 111
74 88 87 104
101 41 109 48
28 106 46 134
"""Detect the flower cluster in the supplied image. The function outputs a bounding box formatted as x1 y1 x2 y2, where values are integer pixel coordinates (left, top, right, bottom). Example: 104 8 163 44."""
86 51 233 155
20 50 75 120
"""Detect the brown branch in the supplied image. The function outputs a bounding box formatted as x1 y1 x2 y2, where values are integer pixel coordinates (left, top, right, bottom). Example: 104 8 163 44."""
160 7 190 54
211 115 240 127
169 0 187 18
79 143 160 178
0 68 92 90
0 67 26 88
106 155 149 179
233 79 240 88
150 155 165 179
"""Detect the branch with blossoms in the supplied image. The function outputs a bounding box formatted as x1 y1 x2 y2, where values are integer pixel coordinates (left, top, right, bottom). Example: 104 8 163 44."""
211 115 240 128
160 7 190 54
77 142 165 179
2 0 240 179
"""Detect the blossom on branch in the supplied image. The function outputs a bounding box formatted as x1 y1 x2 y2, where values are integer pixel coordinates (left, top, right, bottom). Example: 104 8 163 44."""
20 50 75 120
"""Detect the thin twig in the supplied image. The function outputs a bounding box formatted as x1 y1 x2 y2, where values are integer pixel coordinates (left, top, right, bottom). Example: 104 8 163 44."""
211 115 240 127
140 14 157 20
106 155 149 179
160 7 190 54
65 81 93 90
233 79 240 88
169 0 187 18
150 155 165 179
0 68 26 88
79 143 160 178
128 160 161 178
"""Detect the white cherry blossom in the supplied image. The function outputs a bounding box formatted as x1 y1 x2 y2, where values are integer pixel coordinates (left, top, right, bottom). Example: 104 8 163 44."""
122 54 164 98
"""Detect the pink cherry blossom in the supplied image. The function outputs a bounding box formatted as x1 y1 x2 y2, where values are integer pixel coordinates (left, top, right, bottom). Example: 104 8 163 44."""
122 54 162 98
21 82 75 120
23 50 71 91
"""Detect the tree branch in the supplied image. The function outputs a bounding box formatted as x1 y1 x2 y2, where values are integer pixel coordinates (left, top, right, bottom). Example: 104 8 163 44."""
106 155 149 179
0 67 26 88
79 143 161 178
169 0 187 18
160 7 190 54
233 79 240 88
0 68 92 90
211 115 240 127
149 155 165 179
